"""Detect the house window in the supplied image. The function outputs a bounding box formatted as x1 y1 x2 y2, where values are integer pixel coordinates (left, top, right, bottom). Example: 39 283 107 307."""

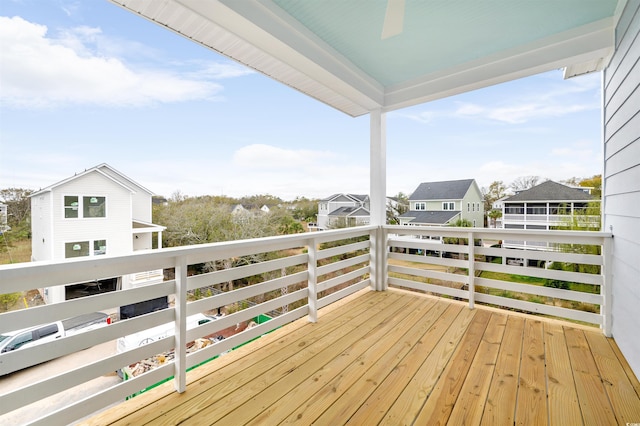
526 204 547 215
505 224 525 229
65 241 90 258
64 196 79 218
442 202 454 210
65 240 106 258
94 240 107 255
472 203 475 212
467 202 470 212
505 204 524 214
64 195 107 218
415 202 426 211
83 196 106 218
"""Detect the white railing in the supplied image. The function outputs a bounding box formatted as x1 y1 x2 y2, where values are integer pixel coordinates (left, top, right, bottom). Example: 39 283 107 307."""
0 225 613 424
385 225 612 335
0 226 374 425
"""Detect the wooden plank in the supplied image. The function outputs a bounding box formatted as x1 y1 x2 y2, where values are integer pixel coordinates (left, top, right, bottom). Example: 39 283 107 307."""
412 309 492 425
544 323 582 425
585 330 640 424
244 298 449 425
169 293 424 425
379 306 477 425
608 338 640 397
96 290 399 426
514 319 547 426
344 304 465 425
480 315 525 426
82 290 640 426
447 313 507 425
564 327 618 425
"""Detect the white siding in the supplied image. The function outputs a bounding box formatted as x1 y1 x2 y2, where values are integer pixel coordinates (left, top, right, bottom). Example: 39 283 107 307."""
99 166 152 221
603 0 640 376
50 172 133 259
30 192 52 261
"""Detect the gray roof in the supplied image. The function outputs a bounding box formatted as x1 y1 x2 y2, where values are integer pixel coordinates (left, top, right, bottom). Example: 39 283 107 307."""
399 210 460 225
504 181 595 202
321 193 369 203
328 206 370 217
409 179 475 201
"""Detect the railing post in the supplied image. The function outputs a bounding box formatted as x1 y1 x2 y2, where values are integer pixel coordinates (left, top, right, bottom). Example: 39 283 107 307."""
468 231 475 310
174 255 187 393
307 238 318 323
602 236 613 337
370 226 388 291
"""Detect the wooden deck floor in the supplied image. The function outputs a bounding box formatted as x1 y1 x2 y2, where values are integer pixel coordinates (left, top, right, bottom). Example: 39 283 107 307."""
85 289 640 425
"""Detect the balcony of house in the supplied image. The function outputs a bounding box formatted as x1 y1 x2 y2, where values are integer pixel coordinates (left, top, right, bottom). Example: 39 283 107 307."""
1 226 639 425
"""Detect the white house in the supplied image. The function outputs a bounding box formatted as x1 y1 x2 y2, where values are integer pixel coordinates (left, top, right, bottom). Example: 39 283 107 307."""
501 180 600 250
316 194 370 230
30 164 166 303
399 179 484 227
0 202 8 233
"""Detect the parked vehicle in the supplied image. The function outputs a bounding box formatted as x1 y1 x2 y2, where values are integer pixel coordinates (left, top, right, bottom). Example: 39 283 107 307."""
116 313 216 355
0 312 111 355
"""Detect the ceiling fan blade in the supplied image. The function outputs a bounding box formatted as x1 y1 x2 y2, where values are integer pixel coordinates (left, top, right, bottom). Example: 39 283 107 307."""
381 0 405 39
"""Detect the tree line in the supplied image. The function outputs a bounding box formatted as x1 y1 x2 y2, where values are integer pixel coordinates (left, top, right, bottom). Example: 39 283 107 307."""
0 173 603 250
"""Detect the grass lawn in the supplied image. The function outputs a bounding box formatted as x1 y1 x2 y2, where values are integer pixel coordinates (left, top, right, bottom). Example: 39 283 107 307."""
479 270 547 285
0 238 31 265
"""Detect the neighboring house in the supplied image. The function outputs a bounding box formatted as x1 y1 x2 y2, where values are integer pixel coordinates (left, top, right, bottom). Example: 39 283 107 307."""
0 202 8 232
30 164 166 303
501 180 600 250
399 179 484 227
316 194 370 230
231 204 248 215
489 196 510 228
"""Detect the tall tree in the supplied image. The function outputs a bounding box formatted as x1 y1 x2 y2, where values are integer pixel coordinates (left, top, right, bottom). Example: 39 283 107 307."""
487 209 503 228
482 181 507 212
579 174 602 198
0 187 34 239
290 197 319 222
509 176 540 192
387 192 409 224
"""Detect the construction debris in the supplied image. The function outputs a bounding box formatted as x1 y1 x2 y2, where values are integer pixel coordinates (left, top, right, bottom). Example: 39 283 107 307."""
126 337 223 377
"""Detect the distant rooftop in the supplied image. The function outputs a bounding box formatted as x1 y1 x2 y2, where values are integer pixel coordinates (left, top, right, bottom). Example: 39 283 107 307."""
504 180 596 202
409 179 475 201
398 210 460 225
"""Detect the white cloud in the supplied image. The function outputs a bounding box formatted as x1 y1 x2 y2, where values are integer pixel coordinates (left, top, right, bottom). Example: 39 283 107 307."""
455 101 593 124
402 72 600 125
233 144 337 170
402 110 436 124
0 16 248 109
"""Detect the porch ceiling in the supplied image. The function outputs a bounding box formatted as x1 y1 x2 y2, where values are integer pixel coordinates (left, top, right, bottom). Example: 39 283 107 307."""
111 0 620 117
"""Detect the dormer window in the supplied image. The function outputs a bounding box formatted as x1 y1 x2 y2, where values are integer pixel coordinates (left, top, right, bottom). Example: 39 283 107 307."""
414 202 426 211
443 202 455 210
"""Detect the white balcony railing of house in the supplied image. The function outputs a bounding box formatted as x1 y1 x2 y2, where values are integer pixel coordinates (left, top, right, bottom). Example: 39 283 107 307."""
385 225 611 333
503 213 600 226
0 226 612 424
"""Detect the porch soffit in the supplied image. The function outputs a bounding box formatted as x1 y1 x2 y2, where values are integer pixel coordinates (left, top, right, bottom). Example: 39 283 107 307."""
109 0 619 117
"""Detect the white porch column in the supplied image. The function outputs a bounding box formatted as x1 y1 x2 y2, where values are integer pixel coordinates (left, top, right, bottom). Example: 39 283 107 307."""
370 109 387 291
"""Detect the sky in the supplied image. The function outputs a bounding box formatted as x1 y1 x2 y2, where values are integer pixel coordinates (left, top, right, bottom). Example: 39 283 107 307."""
0 0 603 201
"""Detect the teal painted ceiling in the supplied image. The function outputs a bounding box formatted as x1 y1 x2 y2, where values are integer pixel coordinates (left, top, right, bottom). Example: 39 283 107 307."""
272 0 617 87
113 0 621 115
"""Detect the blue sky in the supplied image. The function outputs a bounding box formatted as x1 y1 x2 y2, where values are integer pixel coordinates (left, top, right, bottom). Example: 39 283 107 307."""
1 0 603 200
